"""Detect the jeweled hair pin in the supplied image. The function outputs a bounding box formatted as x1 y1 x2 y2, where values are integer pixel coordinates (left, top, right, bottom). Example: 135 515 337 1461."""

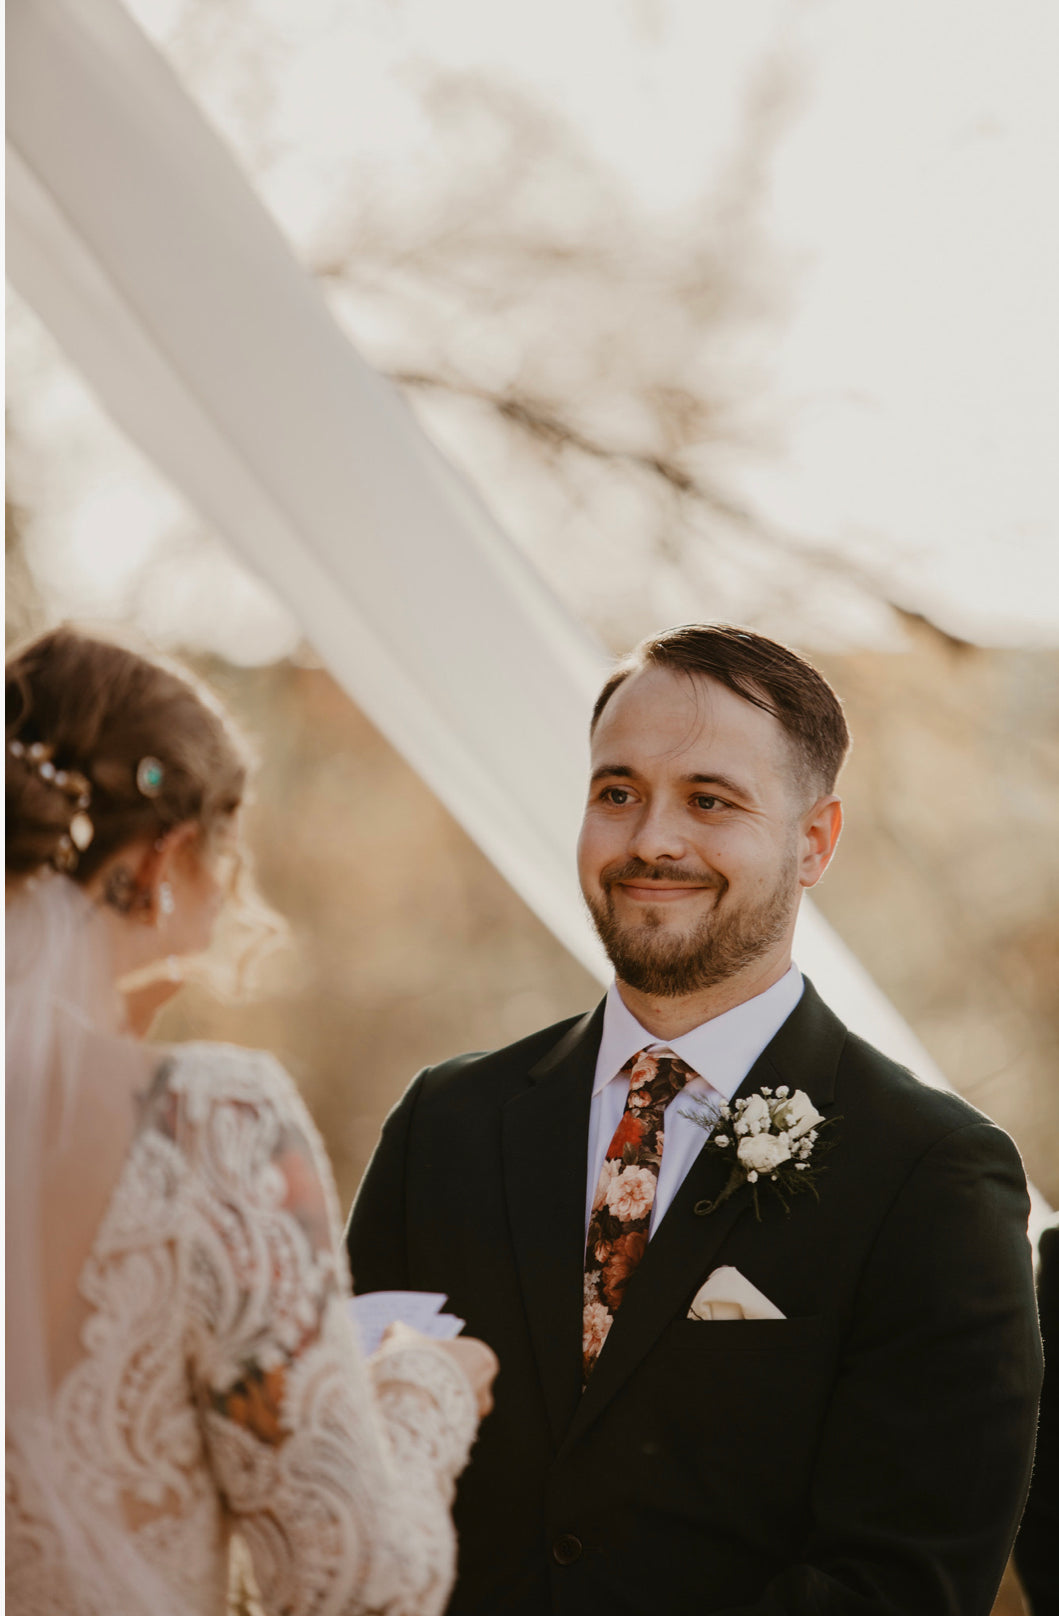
8 737 95 870
136 756 166 797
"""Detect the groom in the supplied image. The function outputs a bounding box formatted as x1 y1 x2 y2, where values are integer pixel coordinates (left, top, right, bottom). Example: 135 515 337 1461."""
347 624 1042 1615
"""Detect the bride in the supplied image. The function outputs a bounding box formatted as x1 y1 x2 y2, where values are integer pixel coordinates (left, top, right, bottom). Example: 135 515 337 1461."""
5 626 497 1616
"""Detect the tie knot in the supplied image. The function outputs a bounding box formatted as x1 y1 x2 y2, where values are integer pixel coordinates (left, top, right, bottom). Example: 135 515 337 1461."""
620 1047 695 1115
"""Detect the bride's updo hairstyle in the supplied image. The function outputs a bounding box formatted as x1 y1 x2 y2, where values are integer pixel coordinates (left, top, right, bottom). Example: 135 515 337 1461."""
6 626 249 884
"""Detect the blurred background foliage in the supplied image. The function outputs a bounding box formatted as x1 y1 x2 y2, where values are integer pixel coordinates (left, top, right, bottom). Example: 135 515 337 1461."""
6 0 1058 1221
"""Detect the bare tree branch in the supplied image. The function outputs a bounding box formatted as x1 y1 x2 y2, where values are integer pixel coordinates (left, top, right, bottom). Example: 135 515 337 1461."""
389 367 970 648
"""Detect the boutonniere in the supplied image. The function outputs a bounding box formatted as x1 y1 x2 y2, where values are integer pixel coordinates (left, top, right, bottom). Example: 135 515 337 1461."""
683 1086 838 1220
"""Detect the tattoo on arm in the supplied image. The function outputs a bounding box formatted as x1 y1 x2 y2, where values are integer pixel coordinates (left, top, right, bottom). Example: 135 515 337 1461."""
210 1361 290 1448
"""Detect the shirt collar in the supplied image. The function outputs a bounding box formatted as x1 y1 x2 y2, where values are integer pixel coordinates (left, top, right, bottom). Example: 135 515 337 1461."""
592 964 804 1102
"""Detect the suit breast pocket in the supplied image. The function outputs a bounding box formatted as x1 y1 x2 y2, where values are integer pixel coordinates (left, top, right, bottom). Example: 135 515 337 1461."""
645 1313 833 1507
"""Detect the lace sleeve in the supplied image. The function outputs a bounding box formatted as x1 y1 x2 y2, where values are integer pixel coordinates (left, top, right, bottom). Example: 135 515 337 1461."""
169 1048 478 1616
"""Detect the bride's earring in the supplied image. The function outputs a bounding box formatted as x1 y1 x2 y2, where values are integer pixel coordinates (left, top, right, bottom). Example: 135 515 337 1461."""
157 881 175 924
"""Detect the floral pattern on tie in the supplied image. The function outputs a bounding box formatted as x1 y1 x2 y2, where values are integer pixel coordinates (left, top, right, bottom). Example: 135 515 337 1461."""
583 1048 695 1381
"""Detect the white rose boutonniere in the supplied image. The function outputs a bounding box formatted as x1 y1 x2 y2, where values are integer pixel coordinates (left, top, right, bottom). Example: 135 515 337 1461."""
772 1090 824 1140
737 1131 792 1176
683 1084 839 1220
738 1093 771 1135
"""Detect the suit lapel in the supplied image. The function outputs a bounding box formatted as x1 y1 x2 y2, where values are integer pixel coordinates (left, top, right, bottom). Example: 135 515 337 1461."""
502 1002 605 1446
562 976 847 1453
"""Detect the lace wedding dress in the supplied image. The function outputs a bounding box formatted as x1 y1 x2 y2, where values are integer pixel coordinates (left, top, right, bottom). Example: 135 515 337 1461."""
6 877 477 1616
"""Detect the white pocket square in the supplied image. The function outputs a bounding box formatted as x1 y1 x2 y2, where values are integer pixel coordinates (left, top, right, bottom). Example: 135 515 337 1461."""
687 1266 786 1321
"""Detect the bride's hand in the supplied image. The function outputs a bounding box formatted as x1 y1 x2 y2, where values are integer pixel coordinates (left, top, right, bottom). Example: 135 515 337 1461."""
377 1322 498 1419
434 1337 498 1419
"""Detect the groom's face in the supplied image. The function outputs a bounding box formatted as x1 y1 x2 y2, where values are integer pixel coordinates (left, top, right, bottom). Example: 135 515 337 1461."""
578 664 823 997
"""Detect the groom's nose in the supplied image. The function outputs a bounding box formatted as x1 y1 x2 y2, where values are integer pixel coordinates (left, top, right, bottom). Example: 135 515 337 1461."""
626 795 691 865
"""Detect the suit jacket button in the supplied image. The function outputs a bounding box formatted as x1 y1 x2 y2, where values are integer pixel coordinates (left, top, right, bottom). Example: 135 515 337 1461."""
552 1533 583 1566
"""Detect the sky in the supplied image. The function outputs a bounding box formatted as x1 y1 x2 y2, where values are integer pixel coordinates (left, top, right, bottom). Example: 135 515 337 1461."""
8 0 1058 654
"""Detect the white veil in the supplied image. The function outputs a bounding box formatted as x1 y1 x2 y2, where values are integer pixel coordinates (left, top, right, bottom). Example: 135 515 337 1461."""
5 872 117 1412
5 872 189 1616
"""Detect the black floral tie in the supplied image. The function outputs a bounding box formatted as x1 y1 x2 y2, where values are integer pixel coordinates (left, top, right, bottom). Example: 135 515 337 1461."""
582 1048 694 1382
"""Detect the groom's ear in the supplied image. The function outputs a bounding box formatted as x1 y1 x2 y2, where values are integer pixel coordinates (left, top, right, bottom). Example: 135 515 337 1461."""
798 795 842 889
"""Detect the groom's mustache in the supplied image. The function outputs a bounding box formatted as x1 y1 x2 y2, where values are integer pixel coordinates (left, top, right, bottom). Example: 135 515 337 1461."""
601 859 724 892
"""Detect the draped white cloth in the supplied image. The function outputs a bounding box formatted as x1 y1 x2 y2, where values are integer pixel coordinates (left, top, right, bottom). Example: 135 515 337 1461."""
6 0 1048 1231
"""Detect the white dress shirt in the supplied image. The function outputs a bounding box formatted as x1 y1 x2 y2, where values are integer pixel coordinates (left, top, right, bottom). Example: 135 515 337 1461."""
585 964 804 1239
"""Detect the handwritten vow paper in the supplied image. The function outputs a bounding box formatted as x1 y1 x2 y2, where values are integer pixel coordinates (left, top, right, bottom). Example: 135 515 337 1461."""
347 1291 465 1357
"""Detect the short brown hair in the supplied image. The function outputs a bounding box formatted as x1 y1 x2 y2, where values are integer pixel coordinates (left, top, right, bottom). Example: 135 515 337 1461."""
6 626 250 881
591 623 850 795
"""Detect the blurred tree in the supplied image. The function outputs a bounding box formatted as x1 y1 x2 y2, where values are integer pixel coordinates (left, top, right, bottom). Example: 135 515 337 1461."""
311 66 934 651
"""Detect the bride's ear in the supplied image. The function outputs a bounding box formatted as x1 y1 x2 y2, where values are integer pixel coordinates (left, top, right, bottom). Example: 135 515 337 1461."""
124 823 200 922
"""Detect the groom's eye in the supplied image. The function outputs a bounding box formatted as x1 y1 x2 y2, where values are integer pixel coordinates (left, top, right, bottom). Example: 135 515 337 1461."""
601 787 632 805
692 795 722 811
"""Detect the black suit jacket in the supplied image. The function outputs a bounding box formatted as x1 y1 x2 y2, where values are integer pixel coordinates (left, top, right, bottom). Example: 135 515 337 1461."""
1014 1224 1059 1615
347 979 1042 1615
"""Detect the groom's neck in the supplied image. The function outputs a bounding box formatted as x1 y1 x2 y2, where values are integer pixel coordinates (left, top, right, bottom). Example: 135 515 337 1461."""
616 952 792 1040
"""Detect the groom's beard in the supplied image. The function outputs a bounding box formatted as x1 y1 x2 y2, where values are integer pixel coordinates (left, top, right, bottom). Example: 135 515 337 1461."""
584 855 799 999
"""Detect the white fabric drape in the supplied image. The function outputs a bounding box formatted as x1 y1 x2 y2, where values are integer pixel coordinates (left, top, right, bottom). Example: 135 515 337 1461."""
6 0 606 979
7 0 1048 1232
